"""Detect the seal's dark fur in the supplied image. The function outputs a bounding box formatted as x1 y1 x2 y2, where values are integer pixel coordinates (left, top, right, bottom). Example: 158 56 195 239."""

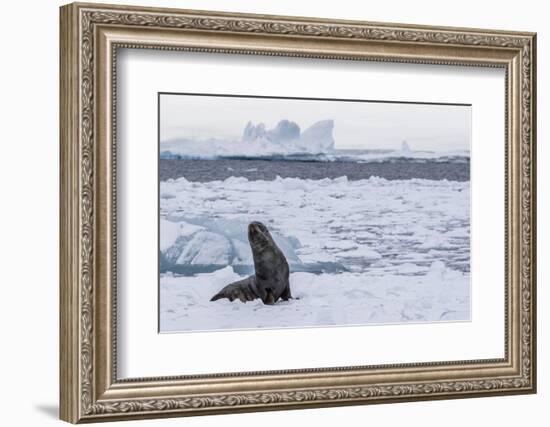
210 222 291 305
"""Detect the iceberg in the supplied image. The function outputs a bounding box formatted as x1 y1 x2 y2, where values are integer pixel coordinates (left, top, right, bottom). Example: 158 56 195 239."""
161 119 335 159
243 119 301 143
160 216 305 274
242 121 266 142
292 119 335 154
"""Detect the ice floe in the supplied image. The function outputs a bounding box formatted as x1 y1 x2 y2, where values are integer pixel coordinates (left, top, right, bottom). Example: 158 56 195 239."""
159 175 470 331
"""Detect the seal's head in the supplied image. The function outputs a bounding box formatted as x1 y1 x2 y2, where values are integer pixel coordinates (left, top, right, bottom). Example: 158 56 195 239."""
247 221 273 252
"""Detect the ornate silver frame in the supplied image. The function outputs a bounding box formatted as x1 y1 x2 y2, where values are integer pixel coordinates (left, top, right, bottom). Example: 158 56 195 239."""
60 2 537 423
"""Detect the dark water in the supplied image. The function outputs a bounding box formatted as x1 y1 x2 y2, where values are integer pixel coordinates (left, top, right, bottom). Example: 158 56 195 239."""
160 159 470 182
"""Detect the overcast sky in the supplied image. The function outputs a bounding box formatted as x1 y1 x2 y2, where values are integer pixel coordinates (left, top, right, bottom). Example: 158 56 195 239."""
160 93 471 152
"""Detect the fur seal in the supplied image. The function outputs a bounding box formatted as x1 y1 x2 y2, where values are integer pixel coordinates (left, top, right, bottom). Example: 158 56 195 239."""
210 221 291 305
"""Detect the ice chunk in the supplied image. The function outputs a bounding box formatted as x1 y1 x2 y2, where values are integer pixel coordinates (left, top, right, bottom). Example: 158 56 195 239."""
160 216 304 272
160 219 181 251
396 262 426 274
418 235 453 250
322 240 357 250
445 227 469 238
160 219 204 251
176 231 233 265
342 246 382 260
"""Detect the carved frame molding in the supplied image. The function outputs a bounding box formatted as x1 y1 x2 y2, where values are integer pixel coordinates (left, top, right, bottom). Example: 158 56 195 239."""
60 2 536 423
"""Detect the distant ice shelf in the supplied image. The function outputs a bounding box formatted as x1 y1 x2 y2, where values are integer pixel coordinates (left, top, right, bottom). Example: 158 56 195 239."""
161 119 335 160
160 119 469 162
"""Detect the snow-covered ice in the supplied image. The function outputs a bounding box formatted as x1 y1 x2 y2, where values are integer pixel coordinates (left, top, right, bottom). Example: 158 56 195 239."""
159 175 470 332
160 262 469 332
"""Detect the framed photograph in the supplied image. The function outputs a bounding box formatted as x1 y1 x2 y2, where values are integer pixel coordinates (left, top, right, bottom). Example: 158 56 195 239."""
60 2 537 423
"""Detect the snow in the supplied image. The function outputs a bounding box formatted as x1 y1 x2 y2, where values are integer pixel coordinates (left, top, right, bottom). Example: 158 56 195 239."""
159 175 470 332
160 262 469 332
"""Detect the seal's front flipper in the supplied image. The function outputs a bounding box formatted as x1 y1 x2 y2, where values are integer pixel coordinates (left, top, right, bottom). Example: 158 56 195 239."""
280 284 293 301
210 276 258 303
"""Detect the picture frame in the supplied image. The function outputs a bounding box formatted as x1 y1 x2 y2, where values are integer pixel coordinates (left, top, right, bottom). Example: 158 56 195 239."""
59 2 537 423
